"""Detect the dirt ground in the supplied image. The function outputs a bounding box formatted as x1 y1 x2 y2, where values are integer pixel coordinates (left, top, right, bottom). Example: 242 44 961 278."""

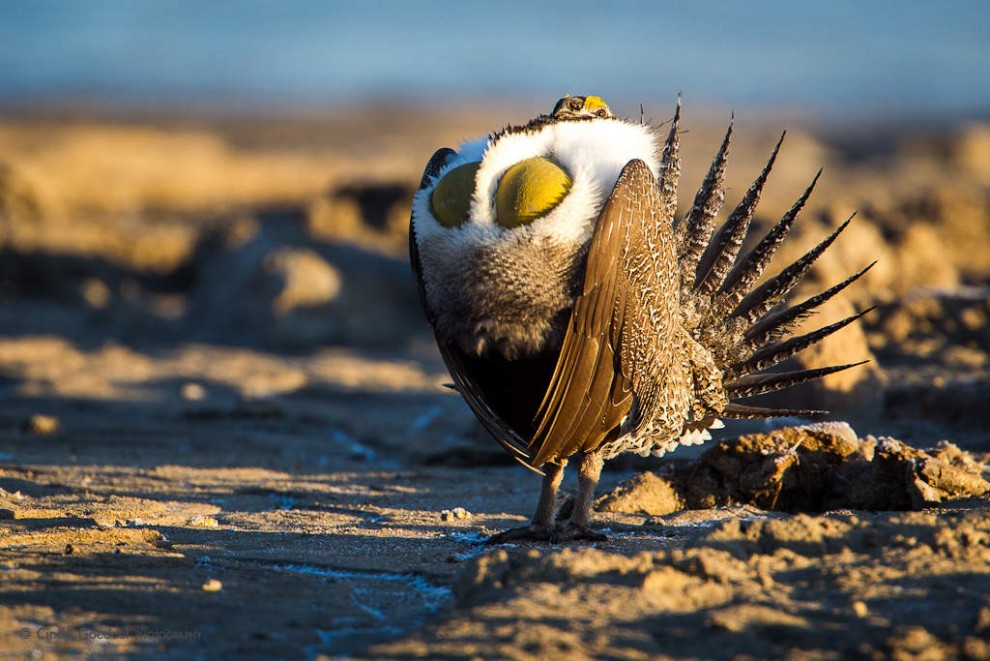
1 104 989 659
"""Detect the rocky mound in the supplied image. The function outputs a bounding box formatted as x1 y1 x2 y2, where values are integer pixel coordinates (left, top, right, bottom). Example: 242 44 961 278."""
598 423 990 516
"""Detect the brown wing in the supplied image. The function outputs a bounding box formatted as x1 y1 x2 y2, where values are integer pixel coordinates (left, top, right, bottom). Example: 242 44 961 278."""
528 160 648 466
529 157 683 467
409 148 536 466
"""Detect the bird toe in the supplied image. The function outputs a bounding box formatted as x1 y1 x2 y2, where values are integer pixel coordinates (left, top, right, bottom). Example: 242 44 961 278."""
551 522 608 544
485 524 556 544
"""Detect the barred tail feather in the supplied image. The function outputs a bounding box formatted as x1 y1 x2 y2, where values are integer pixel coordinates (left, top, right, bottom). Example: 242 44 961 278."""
657 98 681 222
725 360 870 398
678 119 732 292
721 402 828 420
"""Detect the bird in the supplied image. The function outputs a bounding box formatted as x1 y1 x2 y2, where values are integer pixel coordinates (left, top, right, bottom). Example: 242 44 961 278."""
408 95 873 543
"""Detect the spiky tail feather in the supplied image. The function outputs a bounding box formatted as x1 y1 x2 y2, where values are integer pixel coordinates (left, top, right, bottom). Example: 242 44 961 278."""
675 123 872 422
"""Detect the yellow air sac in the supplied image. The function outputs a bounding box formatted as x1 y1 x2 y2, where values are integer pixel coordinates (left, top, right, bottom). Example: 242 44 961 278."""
495 157 571 228
430 162 481 228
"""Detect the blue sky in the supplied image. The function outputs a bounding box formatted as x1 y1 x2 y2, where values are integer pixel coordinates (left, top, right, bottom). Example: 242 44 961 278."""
1 1 987 116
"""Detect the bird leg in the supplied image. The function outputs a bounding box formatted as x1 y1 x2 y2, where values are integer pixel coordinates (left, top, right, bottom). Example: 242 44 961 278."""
553 450 607 543
486 459 566 544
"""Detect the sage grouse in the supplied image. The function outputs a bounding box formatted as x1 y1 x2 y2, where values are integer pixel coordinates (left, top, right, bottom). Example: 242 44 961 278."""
409 95 872 542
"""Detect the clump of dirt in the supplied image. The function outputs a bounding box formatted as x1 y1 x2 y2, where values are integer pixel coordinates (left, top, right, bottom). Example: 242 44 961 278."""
600 423 990 515
863 184 990 287
597 471 684 516
184 210 424 350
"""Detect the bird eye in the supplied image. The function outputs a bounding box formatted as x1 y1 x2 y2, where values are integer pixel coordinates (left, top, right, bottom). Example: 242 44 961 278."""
596 109 607 118
430 162 481 228
495 157 572 229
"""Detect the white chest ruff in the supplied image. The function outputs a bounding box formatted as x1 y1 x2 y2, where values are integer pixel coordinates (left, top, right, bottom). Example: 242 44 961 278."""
412 118 661 357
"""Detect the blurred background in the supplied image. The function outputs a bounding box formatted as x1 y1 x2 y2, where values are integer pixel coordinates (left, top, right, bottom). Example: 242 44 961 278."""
1 1 989 445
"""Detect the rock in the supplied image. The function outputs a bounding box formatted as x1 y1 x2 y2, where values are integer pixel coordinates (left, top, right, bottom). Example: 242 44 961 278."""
0 161 56 220
859 438 990 510
189 515 219 529
868 287 990 371
264 247 342 315
596 472 683 516
22 414 59 435
440 507 472 521
683 422 863 512
201 579 223 592
81 278 111 309
180 383 207 401
306 181 414 253
188 212 424 350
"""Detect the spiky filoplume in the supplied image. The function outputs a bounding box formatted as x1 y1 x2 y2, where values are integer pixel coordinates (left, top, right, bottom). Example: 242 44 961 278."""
409 97 871 542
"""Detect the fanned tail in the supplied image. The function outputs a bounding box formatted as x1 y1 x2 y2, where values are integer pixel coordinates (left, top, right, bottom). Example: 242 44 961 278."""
676 120 872 424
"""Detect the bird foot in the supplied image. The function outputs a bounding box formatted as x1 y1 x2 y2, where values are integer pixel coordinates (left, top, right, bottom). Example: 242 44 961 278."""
486 524 556 544
551 522 608 544
486 522 607 545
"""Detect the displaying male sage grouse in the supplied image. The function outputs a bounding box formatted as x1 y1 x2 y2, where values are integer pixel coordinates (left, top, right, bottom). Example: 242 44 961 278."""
409 95 872 542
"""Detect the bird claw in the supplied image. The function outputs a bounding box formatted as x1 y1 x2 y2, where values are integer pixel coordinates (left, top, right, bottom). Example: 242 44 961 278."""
485 524 555 544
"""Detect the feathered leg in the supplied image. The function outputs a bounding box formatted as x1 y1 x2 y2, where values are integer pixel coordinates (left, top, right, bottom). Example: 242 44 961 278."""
487 459 566 543
554 451 607 542
533 459 567 527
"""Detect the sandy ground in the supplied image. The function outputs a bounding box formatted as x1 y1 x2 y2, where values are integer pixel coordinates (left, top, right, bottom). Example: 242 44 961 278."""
1 104 989 659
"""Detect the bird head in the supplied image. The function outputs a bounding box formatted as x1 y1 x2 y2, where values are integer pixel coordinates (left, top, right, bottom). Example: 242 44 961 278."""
551 94 614 120
413 94 655 240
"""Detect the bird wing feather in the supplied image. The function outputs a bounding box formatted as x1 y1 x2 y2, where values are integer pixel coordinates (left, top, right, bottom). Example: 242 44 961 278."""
529 158 685 466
